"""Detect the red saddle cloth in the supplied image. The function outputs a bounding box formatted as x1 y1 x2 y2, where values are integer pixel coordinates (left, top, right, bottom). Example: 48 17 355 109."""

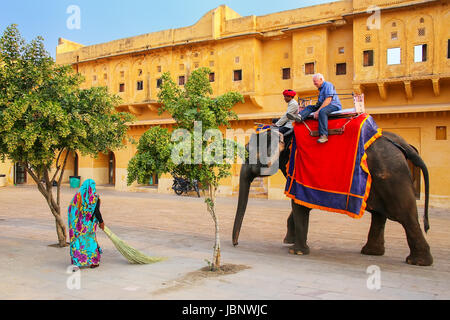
285 113 382 218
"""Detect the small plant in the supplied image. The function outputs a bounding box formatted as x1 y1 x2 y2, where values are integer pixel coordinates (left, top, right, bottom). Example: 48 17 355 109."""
127 67 244 270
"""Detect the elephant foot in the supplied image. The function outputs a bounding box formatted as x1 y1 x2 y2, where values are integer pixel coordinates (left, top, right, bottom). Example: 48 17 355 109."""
406 253 433 266
283 236 295 245
361 244 385 256
288 245 310 256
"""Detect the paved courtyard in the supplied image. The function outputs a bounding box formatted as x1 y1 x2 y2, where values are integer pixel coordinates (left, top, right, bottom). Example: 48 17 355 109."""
0 185 449 300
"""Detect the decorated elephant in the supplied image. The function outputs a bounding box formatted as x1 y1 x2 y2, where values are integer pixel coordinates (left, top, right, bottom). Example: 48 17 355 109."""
232 124 433 266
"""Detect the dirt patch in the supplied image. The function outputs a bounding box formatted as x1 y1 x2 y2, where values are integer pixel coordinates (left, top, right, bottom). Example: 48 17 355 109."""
153 264 250 296
200 264 250 275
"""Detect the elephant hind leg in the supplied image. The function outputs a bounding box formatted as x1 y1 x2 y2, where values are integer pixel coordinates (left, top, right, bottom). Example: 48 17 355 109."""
400 215 433 266
361 212 387 256
283 211 295 244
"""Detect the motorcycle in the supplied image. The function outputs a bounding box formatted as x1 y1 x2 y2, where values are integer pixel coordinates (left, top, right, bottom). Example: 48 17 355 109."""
172 177 201 198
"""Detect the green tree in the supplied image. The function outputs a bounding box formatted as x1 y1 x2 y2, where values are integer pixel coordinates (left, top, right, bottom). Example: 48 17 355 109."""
127 126 174 186
127 67 244 270
0 25 135 247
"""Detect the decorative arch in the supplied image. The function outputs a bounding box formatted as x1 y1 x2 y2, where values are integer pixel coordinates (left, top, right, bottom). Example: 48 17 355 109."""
380 18 405 71
96 63 110 87
112 59 131 99
406 14 434 42
130 57 147 102
406 14 434 73
64 150 79 181
383 18 405 43
149 54 169 100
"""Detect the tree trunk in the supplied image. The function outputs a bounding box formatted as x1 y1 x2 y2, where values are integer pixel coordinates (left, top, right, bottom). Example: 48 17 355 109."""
25 163 68 247
45 184 68 247
55 215 67 247
206 184 221 271
55 150 70 247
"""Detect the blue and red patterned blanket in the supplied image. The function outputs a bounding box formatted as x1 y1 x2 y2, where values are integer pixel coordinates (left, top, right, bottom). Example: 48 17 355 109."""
284 113 382 218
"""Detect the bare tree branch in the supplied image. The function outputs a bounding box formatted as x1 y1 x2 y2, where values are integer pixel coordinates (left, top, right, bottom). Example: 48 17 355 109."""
57 149 70 207
51 149 65 183
23 163 47 198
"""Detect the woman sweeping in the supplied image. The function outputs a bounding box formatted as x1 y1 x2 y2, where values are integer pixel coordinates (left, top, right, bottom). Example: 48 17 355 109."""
68 179 104 269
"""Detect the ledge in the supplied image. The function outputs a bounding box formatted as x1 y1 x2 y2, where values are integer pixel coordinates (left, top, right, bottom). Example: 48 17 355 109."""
243 93 264 109
127 118 176 127
344 0 439 17
366 103 450 114
354 73 448 85
115 101 162 115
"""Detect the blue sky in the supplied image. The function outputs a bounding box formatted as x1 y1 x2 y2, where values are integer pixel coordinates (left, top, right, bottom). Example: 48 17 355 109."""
0 0 333 57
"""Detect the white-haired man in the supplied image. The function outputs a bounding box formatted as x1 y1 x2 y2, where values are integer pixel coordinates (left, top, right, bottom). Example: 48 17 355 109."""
288 73 342 143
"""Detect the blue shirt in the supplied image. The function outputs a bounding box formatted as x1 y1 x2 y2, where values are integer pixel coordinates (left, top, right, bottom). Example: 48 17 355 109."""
317 81 342 110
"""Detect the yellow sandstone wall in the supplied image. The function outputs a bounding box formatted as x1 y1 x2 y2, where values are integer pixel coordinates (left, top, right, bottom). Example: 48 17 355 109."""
373 113 450 199
53 0 450 204
0 158 14 186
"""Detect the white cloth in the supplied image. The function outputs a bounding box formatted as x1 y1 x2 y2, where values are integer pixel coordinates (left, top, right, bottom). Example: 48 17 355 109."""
276 99 299 129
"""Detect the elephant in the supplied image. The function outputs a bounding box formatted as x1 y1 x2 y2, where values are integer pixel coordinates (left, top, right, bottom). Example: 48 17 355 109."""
232 126 433 266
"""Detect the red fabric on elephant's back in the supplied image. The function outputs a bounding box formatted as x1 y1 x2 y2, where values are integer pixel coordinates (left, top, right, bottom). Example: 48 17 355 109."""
285 113 382 218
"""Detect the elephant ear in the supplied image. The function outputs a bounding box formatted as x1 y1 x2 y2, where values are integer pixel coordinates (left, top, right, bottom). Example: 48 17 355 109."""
246 133 259 162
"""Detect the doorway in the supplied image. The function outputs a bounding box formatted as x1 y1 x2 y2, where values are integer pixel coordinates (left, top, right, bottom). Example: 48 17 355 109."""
148 174 158 186
14 163 27 185
74 152 79 177
108 152 116 185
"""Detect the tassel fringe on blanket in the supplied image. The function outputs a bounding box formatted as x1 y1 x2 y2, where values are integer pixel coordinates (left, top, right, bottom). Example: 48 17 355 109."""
103 226 166 264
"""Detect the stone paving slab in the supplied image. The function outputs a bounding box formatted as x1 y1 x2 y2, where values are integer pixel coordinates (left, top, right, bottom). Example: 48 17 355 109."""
0 185 449 300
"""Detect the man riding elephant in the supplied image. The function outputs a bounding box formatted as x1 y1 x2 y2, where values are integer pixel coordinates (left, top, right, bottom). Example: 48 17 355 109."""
288 73 342 143
274 89 299 135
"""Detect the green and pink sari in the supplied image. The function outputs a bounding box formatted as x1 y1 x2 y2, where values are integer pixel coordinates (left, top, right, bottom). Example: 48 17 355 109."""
68 179 102 267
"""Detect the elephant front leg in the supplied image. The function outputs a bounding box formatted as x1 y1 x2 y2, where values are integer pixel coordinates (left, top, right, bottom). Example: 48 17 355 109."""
283 211 295 244
361 212 387 256
289 201 311 255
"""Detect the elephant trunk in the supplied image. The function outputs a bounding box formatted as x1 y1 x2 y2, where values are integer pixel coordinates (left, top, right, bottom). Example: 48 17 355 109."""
232 165 255 246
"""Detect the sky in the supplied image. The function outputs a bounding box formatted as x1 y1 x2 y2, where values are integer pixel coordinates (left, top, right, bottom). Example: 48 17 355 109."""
0 0 333 57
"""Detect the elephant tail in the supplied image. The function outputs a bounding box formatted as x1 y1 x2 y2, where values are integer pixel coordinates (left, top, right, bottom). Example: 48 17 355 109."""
383 135 430 233
406 144 430 233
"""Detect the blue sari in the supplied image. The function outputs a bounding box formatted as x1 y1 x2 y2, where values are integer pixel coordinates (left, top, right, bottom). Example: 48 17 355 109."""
68 179 103 267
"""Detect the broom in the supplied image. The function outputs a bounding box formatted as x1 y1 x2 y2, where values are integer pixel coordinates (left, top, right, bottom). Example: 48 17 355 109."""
102 226 166 264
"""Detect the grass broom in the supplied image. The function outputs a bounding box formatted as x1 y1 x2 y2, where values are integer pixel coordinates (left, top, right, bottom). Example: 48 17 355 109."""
103 226 166 264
